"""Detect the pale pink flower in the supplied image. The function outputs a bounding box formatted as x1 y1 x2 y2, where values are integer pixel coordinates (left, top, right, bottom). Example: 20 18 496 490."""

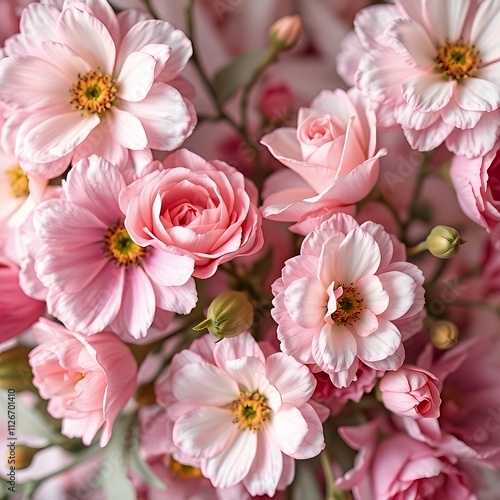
346 0 500 158
272 213 425 388
156 332 325 497
0 257 45 342
26 155 197 338
260 88 385 225
380 365 441 419
120 149 264 279
337 421 476 500
0 0 196 178
28 317 137 446
451 141 500 231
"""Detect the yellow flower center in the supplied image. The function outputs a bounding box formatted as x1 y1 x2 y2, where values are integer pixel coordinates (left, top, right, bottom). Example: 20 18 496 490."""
5 165 29 198
70 69 117 114
331 285 365 326
230 391 270 431
169 457 203 479
102 221 147 267
435 40 480 80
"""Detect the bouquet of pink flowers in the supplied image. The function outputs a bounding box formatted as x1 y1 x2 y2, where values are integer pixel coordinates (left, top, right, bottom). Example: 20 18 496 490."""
1 0 500 498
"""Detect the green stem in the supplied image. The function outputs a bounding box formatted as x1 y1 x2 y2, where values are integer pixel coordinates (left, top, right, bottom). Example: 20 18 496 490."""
320 449 347 500
407 240 428 257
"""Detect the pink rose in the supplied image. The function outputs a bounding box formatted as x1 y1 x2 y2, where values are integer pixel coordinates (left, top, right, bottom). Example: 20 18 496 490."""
28 318 137 447
260 88 385 226
451 143 500 231
337 421 476 500
380 365 441 419
121 149 264 279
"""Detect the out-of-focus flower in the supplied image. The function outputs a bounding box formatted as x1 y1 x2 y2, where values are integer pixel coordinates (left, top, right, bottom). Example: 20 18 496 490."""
121 149 264 279
156 332 325 497
337 421 476 499
28 318 137 447
0 345 34 391
343 0 500 158
452 142 500 231
23 155 197 339
0 0 196 178
261 88 385 231
380 365 441 419
272 213 425 388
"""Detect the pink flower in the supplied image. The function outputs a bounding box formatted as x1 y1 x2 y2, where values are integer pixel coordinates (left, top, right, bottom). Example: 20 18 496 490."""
272 213 425 388
0 258 45 342
337 421 476 500
25 155 197 339
380 365 441 419
260 88 385 225
156 332 325 497
0 0 196 178
451 142 500 231
28 317 137 447
347 0 500 158
120 149 264 279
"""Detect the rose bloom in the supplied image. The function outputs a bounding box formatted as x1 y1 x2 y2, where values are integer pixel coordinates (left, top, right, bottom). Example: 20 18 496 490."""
337 421 476 500
0 0 196 178
260 88 385 231
343 0 500 158
28 318 137 446
272 213 425 388
380 365 441 419
156 332 325 497
451 141 500 231
121 149 264 279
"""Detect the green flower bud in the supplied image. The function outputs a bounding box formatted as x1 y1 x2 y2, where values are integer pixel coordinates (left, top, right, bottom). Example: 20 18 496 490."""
269 15 303 52
0 345 34 391
194 291 254 342
426 225 465 259
429 320 459 349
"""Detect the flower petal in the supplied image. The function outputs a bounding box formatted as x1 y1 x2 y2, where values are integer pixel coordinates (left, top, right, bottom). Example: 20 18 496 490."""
356 319 401 362
284 277 327 329
402 73 454 112
117 51 156 102
268 403 308 455
313 323 357 373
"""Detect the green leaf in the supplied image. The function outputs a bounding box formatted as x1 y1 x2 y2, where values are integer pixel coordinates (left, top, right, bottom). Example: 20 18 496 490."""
213 50 268 103
129 428 165 490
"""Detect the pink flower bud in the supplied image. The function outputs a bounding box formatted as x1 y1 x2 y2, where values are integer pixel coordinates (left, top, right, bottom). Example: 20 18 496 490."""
379 366 441 419
269 15 303 51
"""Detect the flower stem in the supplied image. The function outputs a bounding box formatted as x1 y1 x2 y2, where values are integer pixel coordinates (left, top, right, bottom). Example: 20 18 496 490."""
320 449 348 500
407 240 428 257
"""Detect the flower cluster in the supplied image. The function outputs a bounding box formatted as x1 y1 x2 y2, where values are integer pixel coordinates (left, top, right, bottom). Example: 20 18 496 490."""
1 0 500 498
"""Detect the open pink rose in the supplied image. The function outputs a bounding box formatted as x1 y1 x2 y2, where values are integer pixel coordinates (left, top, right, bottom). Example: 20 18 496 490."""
380 365 441 419
121 149 264 279
260 88 385 226
28 318 137 447
451 142 500 231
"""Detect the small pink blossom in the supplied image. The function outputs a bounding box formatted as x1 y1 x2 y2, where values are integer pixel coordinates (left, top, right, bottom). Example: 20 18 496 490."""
28 317 137 446
156 332 325 497
346 0 500 158
0 0 196 178
380 365 441 419
120 149 264 279
260 88 385 226
24 155 197 339
272 213 425 388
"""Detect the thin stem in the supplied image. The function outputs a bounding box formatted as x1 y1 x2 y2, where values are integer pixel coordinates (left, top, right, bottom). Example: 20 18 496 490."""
320 449 346 500
407 240 428 257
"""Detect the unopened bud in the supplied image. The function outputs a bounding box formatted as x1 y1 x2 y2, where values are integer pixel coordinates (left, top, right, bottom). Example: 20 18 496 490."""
194 291 254 342
0 345 34 391
269 15 303 51
426 226 465 259
5 445 40 470
429 320 459 349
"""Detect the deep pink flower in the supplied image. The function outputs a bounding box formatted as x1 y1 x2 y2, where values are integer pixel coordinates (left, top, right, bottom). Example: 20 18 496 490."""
272 213 425 388
120 149 264 279
0 0 196 178
380 365 441 419
260 88 384 226
25 155 197 339
345 0 500 158
156 333 325 497
28 318 137 446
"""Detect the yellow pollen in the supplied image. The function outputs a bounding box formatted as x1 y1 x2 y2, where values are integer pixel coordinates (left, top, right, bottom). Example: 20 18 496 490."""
5 165 29 198
169 457 203 479
102 221 147 268
435 40 480 80
331 284 365 326
230 391 270 432
70 69 117 114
